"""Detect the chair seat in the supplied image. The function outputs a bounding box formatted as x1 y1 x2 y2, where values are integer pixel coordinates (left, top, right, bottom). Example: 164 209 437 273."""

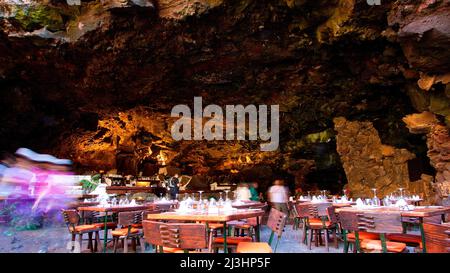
94 222 117 229
131 223 143 229
162 247 198 253
214 236 252 245
308 219 333 228
236 242 272 253
208 223 224 230
111 228 140 237
70 224 100 233
386 234 422 248
347 231 380 241
360 239 406 253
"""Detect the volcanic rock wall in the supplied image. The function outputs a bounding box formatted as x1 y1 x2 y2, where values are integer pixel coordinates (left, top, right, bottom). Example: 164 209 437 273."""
334 116 434 200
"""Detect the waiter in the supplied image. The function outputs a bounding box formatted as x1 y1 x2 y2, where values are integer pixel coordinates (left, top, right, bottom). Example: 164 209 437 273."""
168 174 180 200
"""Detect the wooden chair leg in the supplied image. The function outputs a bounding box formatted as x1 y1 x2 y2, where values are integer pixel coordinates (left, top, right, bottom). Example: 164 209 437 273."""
139 237 146 253
95 231 102 252
208 230 214 253
88 232 94 253
333 229 338 249
78 234 83 252
324 230 329 252
113 237 118 253
308 229 313 250
132 238 136 252
123 238 128 253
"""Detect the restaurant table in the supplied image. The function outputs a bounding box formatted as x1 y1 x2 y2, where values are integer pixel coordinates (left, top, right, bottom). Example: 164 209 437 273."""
78 205 150 252
231 201 265 209
336 206 450 253
146 209 265 253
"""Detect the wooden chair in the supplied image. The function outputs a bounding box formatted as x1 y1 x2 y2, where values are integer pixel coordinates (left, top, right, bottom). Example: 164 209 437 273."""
61 209 102 253
112 210 145 253
289 201 302 230
236 208 288 253
304 203 338 251
228 204 268 240
142 220 208 253
340 211 407 253
338 210 379 253
80 210 117 238
423 222 450 253
295 203 310 245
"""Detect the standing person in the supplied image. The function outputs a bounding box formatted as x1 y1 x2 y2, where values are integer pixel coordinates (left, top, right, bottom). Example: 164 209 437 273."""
267 179 289 214
235 182 251 201
168 174 180 200
249 182 259 201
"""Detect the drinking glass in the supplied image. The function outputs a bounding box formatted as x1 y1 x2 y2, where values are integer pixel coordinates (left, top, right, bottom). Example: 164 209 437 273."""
371 188 380 206
198 190 204 202
398 188 405 199
224 190 229 201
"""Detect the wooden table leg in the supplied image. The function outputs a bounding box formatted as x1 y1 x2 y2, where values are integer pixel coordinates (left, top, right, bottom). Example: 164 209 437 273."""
223 222 228 253
256 216 261 242
103 211 109 253
418 218 427 253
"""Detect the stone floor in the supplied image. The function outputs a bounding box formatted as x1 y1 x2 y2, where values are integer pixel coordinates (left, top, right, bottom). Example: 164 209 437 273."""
0 222 346 253
0 223 420 253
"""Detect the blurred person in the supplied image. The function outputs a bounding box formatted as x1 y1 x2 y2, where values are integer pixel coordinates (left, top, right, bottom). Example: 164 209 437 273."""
235 182 251 201
168 174 180 200
267 179 289 214
249 182 259 201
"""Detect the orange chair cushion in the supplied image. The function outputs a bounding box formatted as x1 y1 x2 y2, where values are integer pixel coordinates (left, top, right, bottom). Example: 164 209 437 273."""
71 224 100 233
233 224 252 229
308 219 333 228
208 223 224 230
131 223 143 228
347 231 380 241
360 239 406 253
162 247 197 253
214 236 252 245
386 234 422 248
111 228 140 237
94 222 117 229
236 242 272 253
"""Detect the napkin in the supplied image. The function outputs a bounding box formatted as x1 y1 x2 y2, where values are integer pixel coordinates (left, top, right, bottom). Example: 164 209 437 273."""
395 199 408 208
355 198 364 208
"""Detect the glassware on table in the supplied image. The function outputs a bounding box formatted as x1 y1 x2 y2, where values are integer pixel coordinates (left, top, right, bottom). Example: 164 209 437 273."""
198 190 204 202
224 190 229 201
371 188 381 206
398 188 405 199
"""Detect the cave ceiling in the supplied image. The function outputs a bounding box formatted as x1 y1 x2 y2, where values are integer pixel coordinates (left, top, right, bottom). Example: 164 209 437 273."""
0 0 449 193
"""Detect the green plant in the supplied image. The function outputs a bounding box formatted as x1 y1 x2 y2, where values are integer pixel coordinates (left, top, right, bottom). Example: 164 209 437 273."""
80 174 100 193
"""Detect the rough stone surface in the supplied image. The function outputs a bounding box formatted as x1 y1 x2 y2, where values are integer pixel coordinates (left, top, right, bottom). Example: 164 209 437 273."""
334 117 433 200
427 124 450 199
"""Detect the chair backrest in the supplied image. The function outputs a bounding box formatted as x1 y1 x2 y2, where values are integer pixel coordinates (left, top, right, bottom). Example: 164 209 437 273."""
326 206 339 224
117 210 144 227
142 209 161 220
357 212 403 234
266 208 288 237
61 209 80 225
295 203 310 218
142 220 207 250
308 203 332 218
423 222 450 253
338 210 360 231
